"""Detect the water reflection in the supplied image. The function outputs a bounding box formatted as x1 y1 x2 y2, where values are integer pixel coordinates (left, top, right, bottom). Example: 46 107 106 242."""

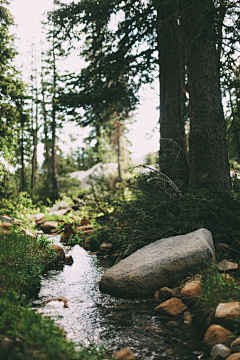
33 235 210 360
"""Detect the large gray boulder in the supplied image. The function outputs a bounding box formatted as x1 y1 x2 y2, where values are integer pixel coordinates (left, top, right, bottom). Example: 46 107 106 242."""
99 228 215 298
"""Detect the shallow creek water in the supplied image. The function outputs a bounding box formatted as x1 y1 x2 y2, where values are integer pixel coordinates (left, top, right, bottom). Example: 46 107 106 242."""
33 235 210 360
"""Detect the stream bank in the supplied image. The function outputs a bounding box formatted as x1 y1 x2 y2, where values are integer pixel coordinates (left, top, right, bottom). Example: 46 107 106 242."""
33 235 210 360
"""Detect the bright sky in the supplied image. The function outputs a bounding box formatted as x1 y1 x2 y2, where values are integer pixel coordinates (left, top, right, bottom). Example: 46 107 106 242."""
9 0 160 163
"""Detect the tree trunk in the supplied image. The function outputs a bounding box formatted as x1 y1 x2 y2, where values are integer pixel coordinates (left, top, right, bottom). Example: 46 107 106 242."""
116 120 123 182
182 0 231 190
20 113 26 192
156 0 187 181
95 122 101 164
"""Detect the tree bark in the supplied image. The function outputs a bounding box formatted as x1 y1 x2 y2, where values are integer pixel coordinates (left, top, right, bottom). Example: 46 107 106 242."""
182 0 231 190
156 0 187 181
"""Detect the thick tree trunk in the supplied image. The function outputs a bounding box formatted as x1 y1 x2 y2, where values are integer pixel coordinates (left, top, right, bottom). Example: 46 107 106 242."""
156 0 187 181
182 0 231 190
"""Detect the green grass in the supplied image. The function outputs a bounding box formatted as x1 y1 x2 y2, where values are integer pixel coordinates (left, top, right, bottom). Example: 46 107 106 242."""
0 232 108 360
195 263 240 331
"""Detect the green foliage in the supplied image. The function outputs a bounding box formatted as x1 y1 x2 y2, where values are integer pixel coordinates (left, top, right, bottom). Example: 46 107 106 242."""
195 264 240 331
91 170 240 252
0 191 38 219
0 232 55 298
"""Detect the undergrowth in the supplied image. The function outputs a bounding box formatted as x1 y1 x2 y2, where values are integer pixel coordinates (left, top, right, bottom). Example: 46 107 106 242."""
195 263 240 332
91 170 240 252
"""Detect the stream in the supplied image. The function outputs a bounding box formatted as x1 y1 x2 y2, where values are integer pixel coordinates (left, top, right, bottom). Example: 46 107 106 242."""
33 235 210 360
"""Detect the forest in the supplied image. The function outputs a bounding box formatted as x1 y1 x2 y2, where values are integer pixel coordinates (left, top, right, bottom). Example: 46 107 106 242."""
1 0 240 359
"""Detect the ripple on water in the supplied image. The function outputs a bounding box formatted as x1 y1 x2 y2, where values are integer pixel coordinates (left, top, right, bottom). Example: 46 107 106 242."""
32 235 210 360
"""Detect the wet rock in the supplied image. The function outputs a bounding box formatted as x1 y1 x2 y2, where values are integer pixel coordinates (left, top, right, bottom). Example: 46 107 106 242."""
154 291 159 300
167 320 182 328
28 213 45 222
210 344 231 360
49 208 72 216
46 296 69 308
41 221 58 234
113 348 136 360
172 287 182 298
159 287 173 299
215 302 240 330
217 260 238 272
99 242 113 251
50 245 65 262
226 354 240 360
180 280 202 301
182 311 193 330
122 243 138 259
82 237 91 250
204 324 233 348
231 337 240 352
154 297 187 316
99 228 215 298
65 256 74 265
61 223 75 243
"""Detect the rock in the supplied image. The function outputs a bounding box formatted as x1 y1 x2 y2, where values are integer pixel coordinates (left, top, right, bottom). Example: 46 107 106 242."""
0 215 14 224
182 311 193 330
61 224 75 243
50 245 65 262
215 244 230 251
154 291 159 300
80 217 90 226
99 242 113 251
46 296 69 308
180 280 202 301
75 225 93 233
226 354 240 360
167 320 182 328
172 287 182 298
113 348 136 360
211 344 231 360
49 208 72 216
217 260 238 272
0 222 11 230
41 221 58 234
231 337 240 353
99 228 215 298
27 213 45 222
215 302 240 330
220 274 234 282
154 297 187 316
51 201 69 211
65 256 74 265
204 324 233 348
122 243 138 259
159 287 173 299
82 237 91 250
21 228 37 238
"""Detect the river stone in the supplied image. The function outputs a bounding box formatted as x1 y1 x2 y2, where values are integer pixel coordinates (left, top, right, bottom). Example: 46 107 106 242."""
231 337 240 353
99 228 215 298
217 260 238 272
211 344 231 360
113 348 136 360
154 297 187 316
226 354 240 360
204 324 233 348
41 221 58 234
180 280 202 301
215 302 240 330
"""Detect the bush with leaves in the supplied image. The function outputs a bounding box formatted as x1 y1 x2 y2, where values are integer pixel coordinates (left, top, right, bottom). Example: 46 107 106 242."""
91 168 240 253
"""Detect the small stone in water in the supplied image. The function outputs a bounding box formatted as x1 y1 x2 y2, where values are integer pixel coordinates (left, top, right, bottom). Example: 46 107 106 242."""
211 344 231 360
